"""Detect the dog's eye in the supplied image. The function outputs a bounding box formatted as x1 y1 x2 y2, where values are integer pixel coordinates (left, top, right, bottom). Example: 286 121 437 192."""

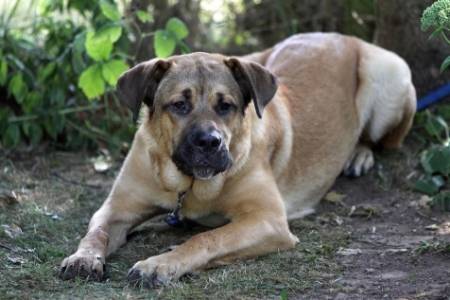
170 100 191 115
215 100 236 116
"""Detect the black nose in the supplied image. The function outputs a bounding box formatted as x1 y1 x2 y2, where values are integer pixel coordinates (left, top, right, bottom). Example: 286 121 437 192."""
190 129 222 153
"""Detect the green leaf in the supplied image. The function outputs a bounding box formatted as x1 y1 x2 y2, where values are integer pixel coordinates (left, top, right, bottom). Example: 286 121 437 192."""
99 0 121 21
136 10 153 23
432 192 450 212
421 145 450 176
85 26 122 61
101 59 129 86
166 17 189 40
22 122 43 145
100 25 122 43
423 111 449 142
23 91 42 113
78 64 105 99
154 30 176 58
2 124 20 147
0 58 7 85
414 175 443 195
8 73 28 103
85 30 112 61
44 117 58 139
441 56 450 73
72 32 87 74
29 124 43 145
38 62 56 82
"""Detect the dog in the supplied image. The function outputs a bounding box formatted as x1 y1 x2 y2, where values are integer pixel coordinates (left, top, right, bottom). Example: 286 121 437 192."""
60 33 416 287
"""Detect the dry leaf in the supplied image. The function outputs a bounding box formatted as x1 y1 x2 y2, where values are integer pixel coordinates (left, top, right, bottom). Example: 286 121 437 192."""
0 190 19 208
91 154 112 173
337 248 362 256
2 224 23 239
324 191 346 205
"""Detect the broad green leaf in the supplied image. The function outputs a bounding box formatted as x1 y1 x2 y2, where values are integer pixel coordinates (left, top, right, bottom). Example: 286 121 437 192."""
414 175 443 195
421 145 450 176
23 92 42 113
78 64 105 99
136 10 153 23
22 122 43 145
0 58 7 85
100 25 122 43
154 30 176 58
50 87 65 106
166 17 189 40
8 73 28 103
101 59 128 86
432 192 450 212
0 107 11 133
2 124 20 147
39 62 56 82
424 113 449 141
85 30 113 61
441 56 450 73
100 0 121 21
85 26 121 61
44 117 58 139
28 123 43 145
72 32 87 74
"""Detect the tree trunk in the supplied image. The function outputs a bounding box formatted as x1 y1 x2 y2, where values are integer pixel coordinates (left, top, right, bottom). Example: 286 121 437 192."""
375 0 450 96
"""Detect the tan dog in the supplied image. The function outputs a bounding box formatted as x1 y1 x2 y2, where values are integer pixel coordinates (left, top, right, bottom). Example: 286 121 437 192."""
60 33 415 287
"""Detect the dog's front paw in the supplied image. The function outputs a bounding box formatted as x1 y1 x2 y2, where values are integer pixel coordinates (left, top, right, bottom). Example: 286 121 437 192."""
59 251 105 281
127 253 186 288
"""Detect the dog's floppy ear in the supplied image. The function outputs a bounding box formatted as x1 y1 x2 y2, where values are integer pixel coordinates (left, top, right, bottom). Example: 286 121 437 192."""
116 59 171 122
224 58 277 118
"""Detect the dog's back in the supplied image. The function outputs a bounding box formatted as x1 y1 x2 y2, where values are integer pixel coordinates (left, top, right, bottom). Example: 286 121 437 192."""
244 33 416 218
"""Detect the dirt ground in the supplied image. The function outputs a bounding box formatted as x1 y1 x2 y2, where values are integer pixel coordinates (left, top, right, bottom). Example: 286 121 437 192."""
0 136 450 300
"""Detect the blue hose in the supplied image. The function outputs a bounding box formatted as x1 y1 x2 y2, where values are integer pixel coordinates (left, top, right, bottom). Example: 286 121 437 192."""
417 83 450 111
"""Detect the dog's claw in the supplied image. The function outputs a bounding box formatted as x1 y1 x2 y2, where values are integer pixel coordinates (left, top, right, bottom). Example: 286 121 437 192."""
343 144 374 178
127 268 162 289
59 252 105 281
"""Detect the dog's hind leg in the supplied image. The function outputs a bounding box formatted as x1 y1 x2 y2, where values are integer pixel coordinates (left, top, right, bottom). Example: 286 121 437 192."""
343 143 375 177
344 42 416 178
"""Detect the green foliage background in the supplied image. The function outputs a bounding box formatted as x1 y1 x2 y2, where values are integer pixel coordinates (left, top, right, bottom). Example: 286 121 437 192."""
0 0 189 151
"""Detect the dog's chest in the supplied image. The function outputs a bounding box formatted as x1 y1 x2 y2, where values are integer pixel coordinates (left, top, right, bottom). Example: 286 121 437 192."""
178 193 229 227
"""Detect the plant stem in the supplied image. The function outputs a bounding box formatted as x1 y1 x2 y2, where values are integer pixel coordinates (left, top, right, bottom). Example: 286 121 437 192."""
7 104 105 123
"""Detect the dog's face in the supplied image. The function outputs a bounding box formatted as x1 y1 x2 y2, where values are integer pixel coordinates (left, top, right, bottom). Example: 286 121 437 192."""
117 53 277 180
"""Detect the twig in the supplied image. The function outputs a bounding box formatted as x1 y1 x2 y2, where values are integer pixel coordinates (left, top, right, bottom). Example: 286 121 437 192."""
0 243 14 252
50 171 103 189
7 104 105 123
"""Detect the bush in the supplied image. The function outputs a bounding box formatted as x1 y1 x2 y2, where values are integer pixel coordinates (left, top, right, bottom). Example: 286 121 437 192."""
414 0 450 211
0 0 189 151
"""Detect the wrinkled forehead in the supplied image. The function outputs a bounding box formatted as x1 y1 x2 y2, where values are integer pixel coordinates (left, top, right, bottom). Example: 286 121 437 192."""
159 53 239 95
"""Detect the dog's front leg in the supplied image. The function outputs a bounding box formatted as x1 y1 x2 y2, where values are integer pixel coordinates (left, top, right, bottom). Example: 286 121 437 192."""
60 197 159 281
127 178 298 287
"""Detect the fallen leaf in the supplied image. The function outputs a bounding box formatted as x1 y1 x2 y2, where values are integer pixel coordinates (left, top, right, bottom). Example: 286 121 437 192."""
348 204 378 218
425 224 439 231
419 195 432 209
337 248 362 256
0 189 19 208
91 155 112 173
6 254 26 265
324 191 346 205
2 224 23 239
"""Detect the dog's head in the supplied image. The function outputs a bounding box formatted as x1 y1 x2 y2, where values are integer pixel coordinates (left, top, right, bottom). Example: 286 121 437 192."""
117 53 277 181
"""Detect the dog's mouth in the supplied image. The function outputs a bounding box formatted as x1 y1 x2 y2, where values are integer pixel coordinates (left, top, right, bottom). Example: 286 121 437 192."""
172 147 232 181
192 167 216 180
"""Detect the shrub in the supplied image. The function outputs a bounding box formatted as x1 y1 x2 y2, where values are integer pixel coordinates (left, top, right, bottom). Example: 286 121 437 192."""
0 0 189 151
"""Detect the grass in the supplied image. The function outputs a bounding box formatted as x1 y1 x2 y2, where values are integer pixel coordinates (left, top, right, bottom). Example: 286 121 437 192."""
0 153 348 299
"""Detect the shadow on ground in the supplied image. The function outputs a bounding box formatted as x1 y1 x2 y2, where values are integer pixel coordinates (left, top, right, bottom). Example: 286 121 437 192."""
0 138 449 299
